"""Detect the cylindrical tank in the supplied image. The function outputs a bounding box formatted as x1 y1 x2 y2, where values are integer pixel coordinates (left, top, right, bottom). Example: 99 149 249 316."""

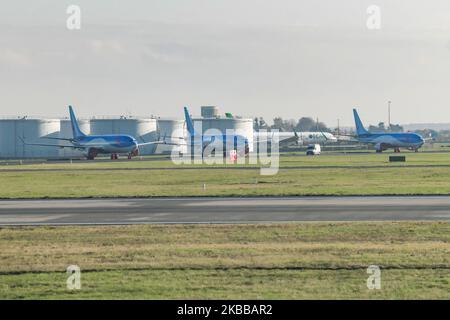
58 119 91 158
201 106 219 118
90 118 158 155
155 119 187 154
193 117 254 152
0 118 60 158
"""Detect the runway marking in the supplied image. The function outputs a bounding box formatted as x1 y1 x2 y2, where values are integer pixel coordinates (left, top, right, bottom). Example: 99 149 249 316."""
0 214 71 223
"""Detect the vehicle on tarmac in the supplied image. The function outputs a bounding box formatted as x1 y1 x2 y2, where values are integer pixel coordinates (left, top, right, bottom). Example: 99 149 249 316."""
306 144 321 155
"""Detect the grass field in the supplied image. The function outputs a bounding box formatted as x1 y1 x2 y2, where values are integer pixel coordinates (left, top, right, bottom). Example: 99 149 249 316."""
3 152 450 169
2 153 450 198
0 222 448 299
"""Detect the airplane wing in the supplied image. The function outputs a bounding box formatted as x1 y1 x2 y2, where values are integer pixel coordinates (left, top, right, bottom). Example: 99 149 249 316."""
136 141 166 147
279 135 299 146
42 137 75 142
319 130 329 140
255 131 300 146
137 134 189 147
19 138 84 150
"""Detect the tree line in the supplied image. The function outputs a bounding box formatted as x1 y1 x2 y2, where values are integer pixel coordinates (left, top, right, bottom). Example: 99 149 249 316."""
254 117 408 134
254 117 330 132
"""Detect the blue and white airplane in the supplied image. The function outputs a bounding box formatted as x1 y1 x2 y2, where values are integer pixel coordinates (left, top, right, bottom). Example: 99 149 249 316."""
182 106 250 156
352 108 424 152
23 106 161 160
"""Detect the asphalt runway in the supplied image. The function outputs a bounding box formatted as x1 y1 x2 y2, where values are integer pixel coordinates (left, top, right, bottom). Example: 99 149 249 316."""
0 196 449 226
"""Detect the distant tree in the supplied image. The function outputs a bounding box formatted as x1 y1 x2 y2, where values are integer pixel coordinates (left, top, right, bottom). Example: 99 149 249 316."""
295 117 316 131
414 129 437 139
316 121 329 132
271 117 284 130
283 119 296 131
294 117 330 132
254 117 269 130
367 122 404 133
369 122 387 132
388 124 404 132
269 118 296 131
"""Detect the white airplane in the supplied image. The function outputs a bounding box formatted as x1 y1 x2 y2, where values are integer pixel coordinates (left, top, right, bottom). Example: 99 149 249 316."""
254 130 337 146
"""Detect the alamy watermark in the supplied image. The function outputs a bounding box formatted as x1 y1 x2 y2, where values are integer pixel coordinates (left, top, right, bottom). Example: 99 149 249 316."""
366 5 381 30
366 265 381 290
66 265 81 290
169 124 280 176
66 5 81 30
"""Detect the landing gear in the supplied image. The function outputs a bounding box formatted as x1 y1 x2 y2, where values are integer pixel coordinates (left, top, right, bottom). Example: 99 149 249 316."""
110 153 119 160
87 149 98 160
127 154 132 160
394 148 401 153
414 148 419 153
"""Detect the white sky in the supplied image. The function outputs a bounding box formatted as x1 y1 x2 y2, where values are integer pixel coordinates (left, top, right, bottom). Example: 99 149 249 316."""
1 1 450 126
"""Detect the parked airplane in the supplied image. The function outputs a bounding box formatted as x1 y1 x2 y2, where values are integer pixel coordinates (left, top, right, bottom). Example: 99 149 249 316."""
22 106 161 160
352 108 424 152
181 106 249 156
254 130 337 146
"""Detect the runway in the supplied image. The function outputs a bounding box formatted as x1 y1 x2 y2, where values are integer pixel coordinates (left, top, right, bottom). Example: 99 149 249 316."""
0 196 449 225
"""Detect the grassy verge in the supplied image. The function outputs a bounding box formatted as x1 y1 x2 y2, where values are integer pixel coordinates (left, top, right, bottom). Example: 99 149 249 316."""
2 153 450 170
2 153 450 198
0 222 448 299
2 166 450 198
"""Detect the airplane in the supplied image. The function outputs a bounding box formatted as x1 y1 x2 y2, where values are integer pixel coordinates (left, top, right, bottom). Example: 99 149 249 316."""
254 130 337 146
351 108 424 152
21 106 162 160
180 106 250 156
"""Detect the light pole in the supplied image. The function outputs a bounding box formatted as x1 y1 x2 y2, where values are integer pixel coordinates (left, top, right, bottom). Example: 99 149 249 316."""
388 100 391 131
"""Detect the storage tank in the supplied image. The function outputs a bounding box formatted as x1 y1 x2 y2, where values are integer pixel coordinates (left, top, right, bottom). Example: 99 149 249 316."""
58 119 91 158
201 106 219 118
0 118 60 158
90 117 158 155
193 117 254 152
155 119 187 154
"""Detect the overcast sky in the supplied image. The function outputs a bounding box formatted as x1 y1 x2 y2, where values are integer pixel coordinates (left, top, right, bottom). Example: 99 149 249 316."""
1 1 450 126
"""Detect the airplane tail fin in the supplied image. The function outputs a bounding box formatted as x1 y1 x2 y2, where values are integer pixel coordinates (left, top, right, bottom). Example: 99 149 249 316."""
184 106 196 137
353 108 369 136
69 105 86 139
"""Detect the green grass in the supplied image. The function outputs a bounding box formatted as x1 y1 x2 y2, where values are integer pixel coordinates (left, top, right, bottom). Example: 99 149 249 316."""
0 222 448 299
1 153 450 198
2 165 450 198
2 152 450 170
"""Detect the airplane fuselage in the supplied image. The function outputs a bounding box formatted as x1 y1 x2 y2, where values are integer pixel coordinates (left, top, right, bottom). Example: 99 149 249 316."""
187 134 249 155
73 135 139 156
254 131 337 144
356 132 424 151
